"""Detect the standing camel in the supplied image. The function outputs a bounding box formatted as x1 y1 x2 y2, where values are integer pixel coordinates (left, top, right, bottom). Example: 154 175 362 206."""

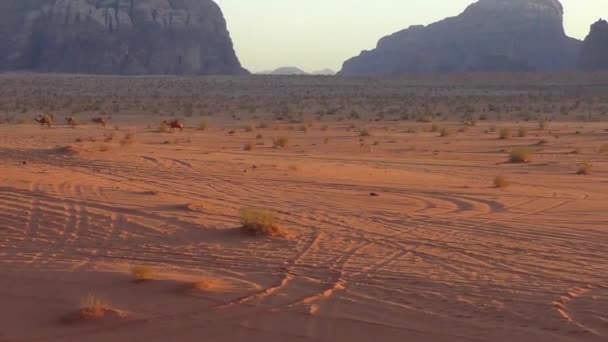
92 117 107 128
34 113 54 128
65 116 77 127
163 120 184 132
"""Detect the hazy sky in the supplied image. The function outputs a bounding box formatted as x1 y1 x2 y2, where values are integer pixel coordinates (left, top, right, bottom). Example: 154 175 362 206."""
214 0 606 73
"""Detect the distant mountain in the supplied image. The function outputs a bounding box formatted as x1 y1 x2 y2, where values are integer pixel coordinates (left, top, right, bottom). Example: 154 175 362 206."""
0 0 247 75
258 67 309 75
339 0 581 76
579 19 608 71
311 69 336 75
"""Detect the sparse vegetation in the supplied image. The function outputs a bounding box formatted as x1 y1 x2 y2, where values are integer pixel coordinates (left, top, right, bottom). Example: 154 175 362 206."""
273 136 289 148
197 120 208 131
130 265 156 282
493 176 510 188
439 127 453 137
359 128 371 137
119 132 135 146
239 208 286 237
517 127 528 137
509 147 533 163
577 163 592 175
499 127 512 139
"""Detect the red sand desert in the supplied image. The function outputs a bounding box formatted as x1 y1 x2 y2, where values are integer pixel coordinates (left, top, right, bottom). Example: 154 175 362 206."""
0 75 607 341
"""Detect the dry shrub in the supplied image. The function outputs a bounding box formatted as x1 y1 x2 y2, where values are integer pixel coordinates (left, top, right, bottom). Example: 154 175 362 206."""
577 163 592 175
130 265 156 282
273 136 289 148
98 145 110 152
62 294 126 323
197 120 208 131
359 128 371 137
119 133 135 146
243 143 254 151
79 295 110 320
499 127 512 139
517 127 528 137
190 278 227 292
509 147 533 163
439 128 453 137
239 208 286 237
103 132 115 142
255 134 263 139
493 176 510 188
537 139 548 145
430 123 440 132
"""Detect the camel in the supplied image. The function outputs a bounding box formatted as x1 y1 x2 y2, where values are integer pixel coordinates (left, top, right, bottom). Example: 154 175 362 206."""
34 113 54 128
163 120 184 132
92 117 106 128
65 116 77 127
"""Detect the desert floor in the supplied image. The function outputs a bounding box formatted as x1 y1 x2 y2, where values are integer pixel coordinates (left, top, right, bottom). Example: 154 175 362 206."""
1 77 608 341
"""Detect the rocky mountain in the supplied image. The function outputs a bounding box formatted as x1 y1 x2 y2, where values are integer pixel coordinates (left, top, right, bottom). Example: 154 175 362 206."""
339 0 581 76
259 67 309 75
0 0 247 75
578 19 608 71
311 69 336 75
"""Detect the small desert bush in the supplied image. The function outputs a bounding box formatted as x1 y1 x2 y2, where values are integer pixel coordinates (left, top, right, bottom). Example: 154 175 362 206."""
119 133 135 146
130 265 156 282
577 163 592 175
499 128 512 139
79 294 109 319
539 120 547 130
493 176 510 188
509 148 533 163
517 127 528 137
256 134 263 139
273 136 289 148
103 132 115 142
430 123 440 132
239 208 286 237
359 128 371 137
439 128 453 137
190 278 226 292
197 120 208 131
243 143 254 151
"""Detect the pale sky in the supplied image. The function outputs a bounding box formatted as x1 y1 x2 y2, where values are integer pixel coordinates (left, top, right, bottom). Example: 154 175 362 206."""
214 0 607 73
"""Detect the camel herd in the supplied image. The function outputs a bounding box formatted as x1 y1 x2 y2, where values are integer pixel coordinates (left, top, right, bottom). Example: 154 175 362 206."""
32 114 184 132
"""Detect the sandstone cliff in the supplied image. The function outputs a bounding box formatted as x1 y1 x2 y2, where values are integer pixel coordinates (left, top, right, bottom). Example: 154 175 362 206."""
0 0 247 75
578 19 608 71
339 0 581 76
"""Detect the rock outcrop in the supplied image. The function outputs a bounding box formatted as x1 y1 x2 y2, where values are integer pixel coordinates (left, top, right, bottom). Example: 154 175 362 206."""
578 19 608 71
339 0 581 76
0 0 247 75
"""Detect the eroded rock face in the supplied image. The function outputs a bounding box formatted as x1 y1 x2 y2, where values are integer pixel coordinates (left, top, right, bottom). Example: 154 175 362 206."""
579 19 608 71
0 0 247 75
339 0 581 75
